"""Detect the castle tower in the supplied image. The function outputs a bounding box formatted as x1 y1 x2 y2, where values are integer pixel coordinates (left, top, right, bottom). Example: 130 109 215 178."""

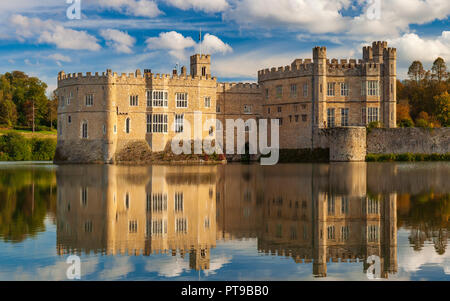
383 47 397 128
104 70 118 163
312 46 328 137
381 193 398 278
372 41 387 64
313 191 328 277
189 248 210 270
190 54 211 77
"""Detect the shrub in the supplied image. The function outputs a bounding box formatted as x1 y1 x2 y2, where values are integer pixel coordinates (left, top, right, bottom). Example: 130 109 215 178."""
0 132 32 161
0 152 9 161
415 118 430 128
398 119 414 127
31 138 56 161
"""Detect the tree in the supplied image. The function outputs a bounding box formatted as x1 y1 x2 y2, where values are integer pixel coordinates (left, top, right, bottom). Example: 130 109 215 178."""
0 92 18 127
431 57 447 83
408 61 425 83
433 92 450 127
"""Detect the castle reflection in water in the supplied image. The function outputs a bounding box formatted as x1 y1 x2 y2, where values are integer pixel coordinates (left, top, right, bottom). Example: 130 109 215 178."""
56 163 399 278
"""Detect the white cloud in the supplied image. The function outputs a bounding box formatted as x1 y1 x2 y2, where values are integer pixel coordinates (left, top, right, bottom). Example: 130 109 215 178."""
48 53 72 62
164 0 229 12
222 0 450 39
97 0 163 18
145 31 232 60
146 31 196 60
388 31 450 65
100 29 136 54
196 33 233 55
223 0 351 34
145 257 190 277
10 14 101 51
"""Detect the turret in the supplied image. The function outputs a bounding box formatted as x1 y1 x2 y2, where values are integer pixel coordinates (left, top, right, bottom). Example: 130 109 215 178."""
190 54 211 77
372 41 387 63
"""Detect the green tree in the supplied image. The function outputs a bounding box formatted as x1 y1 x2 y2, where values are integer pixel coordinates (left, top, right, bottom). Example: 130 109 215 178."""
0 92 18 127
431 57 447 83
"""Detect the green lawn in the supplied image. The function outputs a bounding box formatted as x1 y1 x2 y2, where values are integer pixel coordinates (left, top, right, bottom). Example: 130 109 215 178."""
0 128 57 140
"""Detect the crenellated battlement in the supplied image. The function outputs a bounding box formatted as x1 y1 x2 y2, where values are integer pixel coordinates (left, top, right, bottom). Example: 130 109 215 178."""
218 82 260 93
258 60 314 81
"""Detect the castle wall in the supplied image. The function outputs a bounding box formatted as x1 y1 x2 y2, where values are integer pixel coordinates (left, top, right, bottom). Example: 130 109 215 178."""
367 128 450 154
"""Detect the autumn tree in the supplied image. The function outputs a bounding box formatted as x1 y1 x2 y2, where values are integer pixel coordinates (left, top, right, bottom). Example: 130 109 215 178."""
408 61 425 83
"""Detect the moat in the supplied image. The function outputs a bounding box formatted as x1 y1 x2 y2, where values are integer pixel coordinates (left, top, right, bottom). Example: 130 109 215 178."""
0 162 449 280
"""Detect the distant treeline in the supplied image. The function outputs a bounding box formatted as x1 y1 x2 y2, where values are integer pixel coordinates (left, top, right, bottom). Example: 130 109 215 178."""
397 57 449 128
0 71 57 130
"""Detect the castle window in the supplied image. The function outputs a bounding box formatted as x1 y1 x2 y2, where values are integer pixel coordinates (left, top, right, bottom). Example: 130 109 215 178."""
129 220 138 233
275 85 282 98
367 80 379 96
341 196 349 214
85 94 94 106
327 108 335 127
267 107 270 114
279 118 283 126
68 116 71 124
367 107 379 123
152 193 168 212
151 90 168 107
290 84 297 98
265 88 269 99
327 226 335 240
216 104 221 113
303 83 308 97
341 108 349 126
147 114 168 133
289 115 292 122
129 95 139 106
368 225 379 242
295 115 299 122
103 125 106 135
81 187 88 207
175 192 184 212
176 93 188 108
202 67 206 76
204 97 211 108
82 122 88 139
125 118 130 134
341 226 349 241
125 193 130 210
151 219 167 236
340 82 349 96
175 218 187 234
327 82 335 96
367 198 379 214
175 114 184 133
243 104 252 114
114 124 117 134
328 195 335 215
84 221 93 233
277 106 281 113
204 217 210 229
60 96 65 107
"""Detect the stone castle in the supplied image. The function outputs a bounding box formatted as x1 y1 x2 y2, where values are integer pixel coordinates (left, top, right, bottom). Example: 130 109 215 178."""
55 41 397 163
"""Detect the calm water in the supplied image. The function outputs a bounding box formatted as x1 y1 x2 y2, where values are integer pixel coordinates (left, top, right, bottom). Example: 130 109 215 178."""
0 162 449 281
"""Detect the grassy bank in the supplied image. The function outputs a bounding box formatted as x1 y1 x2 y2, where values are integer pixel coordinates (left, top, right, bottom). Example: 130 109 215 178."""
366 153 450 162
0 127 57 140
0 132 56 161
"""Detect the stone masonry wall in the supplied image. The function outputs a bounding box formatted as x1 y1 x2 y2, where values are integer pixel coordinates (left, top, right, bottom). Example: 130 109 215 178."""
367 128 450 154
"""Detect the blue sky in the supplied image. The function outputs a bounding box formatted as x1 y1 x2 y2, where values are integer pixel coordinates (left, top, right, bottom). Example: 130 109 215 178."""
0 0 449 94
